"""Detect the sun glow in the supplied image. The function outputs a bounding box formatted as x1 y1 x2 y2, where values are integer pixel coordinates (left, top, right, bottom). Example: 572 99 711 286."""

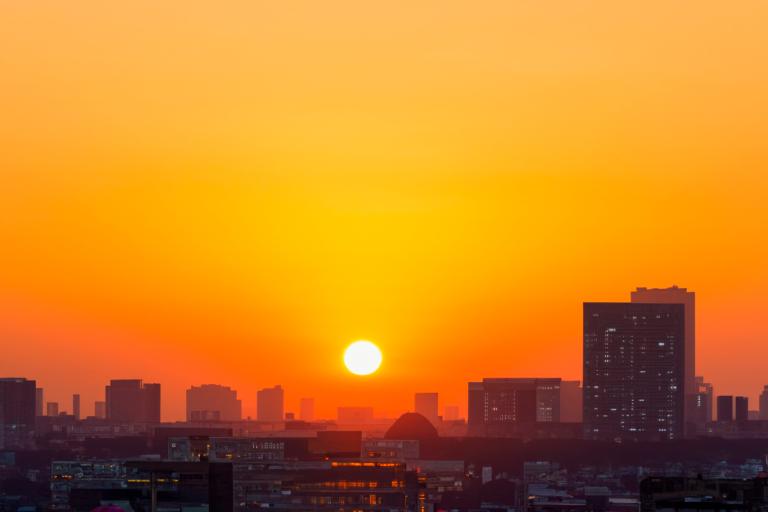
343 341 382 376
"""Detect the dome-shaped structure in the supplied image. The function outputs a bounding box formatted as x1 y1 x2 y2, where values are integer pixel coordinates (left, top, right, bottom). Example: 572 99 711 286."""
385 412 438 440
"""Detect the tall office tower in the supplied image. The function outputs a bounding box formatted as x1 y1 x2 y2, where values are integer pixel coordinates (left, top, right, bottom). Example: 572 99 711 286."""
300 398 315 421
559 380 583 423
257 385 284 422
468 378 561 433
691 376 714 425
72 394 81 420
583 302 685 442
105 379 162 423
0 378 36 449
35 387 44 416
735 396 749 421
186 384 242 422
46 402 59 417
414 392 439 424
444 405 460 421
94 401 106 419
760 386 768 420
716 396 734 422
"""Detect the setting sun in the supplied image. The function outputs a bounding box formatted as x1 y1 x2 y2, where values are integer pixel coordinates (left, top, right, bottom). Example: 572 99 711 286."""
343 341 383 376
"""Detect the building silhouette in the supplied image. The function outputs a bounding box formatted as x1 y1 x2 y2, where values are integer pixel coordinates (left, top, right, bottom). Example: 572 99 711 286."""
760 386 768 420
46 402 59 417
468 378 561 434
631 286 696 425
300 398 315 421
414 392 439 425
560 380 583 423
105 379 161 423
186 384 242 422
735 396 749 422
35 387 44 417
0 378 36 449
444 405 460 421
94 400 106 419
716 395 733 422
583 302 685 441
257 385 284 422
691 376 714 426
72 394 80 420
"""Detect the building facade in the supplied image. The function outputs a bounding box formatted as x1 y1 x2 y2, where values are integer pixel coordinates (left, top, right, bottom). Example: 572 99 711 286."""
0 377 36 449
186 384 242 422
414 392 439 425
583 302 685 441
468 378 561 434
105 379 161 423
256 385 284 422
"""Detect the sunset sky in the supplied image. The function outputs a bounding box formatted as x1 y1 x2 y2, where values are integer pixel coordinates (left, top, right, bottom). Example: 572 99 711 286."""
2 1 768 421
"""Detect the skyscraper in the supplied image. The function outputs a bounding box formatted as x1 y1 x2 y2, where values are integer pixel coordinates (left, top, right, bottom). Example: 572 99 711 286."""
691 376 714 426
46 402 59 417
0 378 36 449
94 401 106 419
735 396 749 422
72 394 81 420
468 378 561 434
583 302 685 442
257 385 284 422
300 398 315 421
760 386 768 420
105 379 161 423
716 395 733 422
631 286 695 424
186 384 242 421
414 392 439 425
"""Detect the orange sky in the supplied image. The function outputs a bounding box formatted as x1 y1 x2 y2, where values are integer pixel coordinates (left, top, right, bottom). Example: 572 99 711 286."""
1 1 768 421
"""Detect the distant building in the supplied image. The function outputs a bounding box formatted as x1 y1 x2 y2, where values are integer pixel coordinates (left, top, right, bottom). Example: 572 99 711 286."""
35 387 44 417
583 302 685 442
94 400 106 419
760 386 768 420
0 378 36 449
47 401 59 417
414 392 439 425
560 380 582 423
186 384 242 422
337 406 374 424
72 394 81 420
735 396 749 421
257 385 284 422
631 286 695 417
717 396 734 422
444 405 460 421
468 378 561 434
105 379 161 423
300 398 315 421
691 376 714 426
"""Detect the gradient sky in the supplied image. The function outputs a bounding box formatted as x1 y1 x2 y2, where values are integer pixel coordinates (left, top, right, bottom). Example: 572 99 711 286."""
2 1 768 421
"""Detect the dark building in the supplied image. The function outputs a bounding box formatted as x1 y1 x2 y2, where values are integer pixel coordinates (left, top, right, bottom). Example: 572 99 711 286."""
0 377 36 449
105 379 161 423
583 302 685 442
760 386 768 421
640 476 768 512
690 376 714 427
72 393 81 420
717 395 734 422
631 287 696 423
735 396 749 422
186 384 242 422
468 378 561 435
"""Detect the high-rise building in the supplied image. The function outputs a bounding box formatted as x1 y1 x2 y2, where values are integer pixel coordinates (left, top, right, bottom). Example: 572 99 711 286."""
256 385 284 422
94 401 106 419
468 378 561 433
105 379 161 423
760 386 768 420
444 405 460 421
72 394 81 420
735 396 749 421
559 380 583 423
716 395 733 422
0 378 36 449
414 392 439 425
691 376 714 426
35 387 44 417
583 302 685 442
300 398 315 421
46 402 59 417
186 384 242 422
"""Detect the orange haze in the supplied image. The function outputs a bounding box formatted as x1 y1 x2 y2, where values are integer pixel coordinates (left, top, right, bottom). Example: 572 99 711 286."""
1 1 768 420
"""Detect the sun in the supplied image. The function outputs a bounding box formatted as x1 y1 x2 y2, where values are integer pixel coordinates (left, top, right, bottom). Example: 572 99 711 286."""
343 340 382 376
